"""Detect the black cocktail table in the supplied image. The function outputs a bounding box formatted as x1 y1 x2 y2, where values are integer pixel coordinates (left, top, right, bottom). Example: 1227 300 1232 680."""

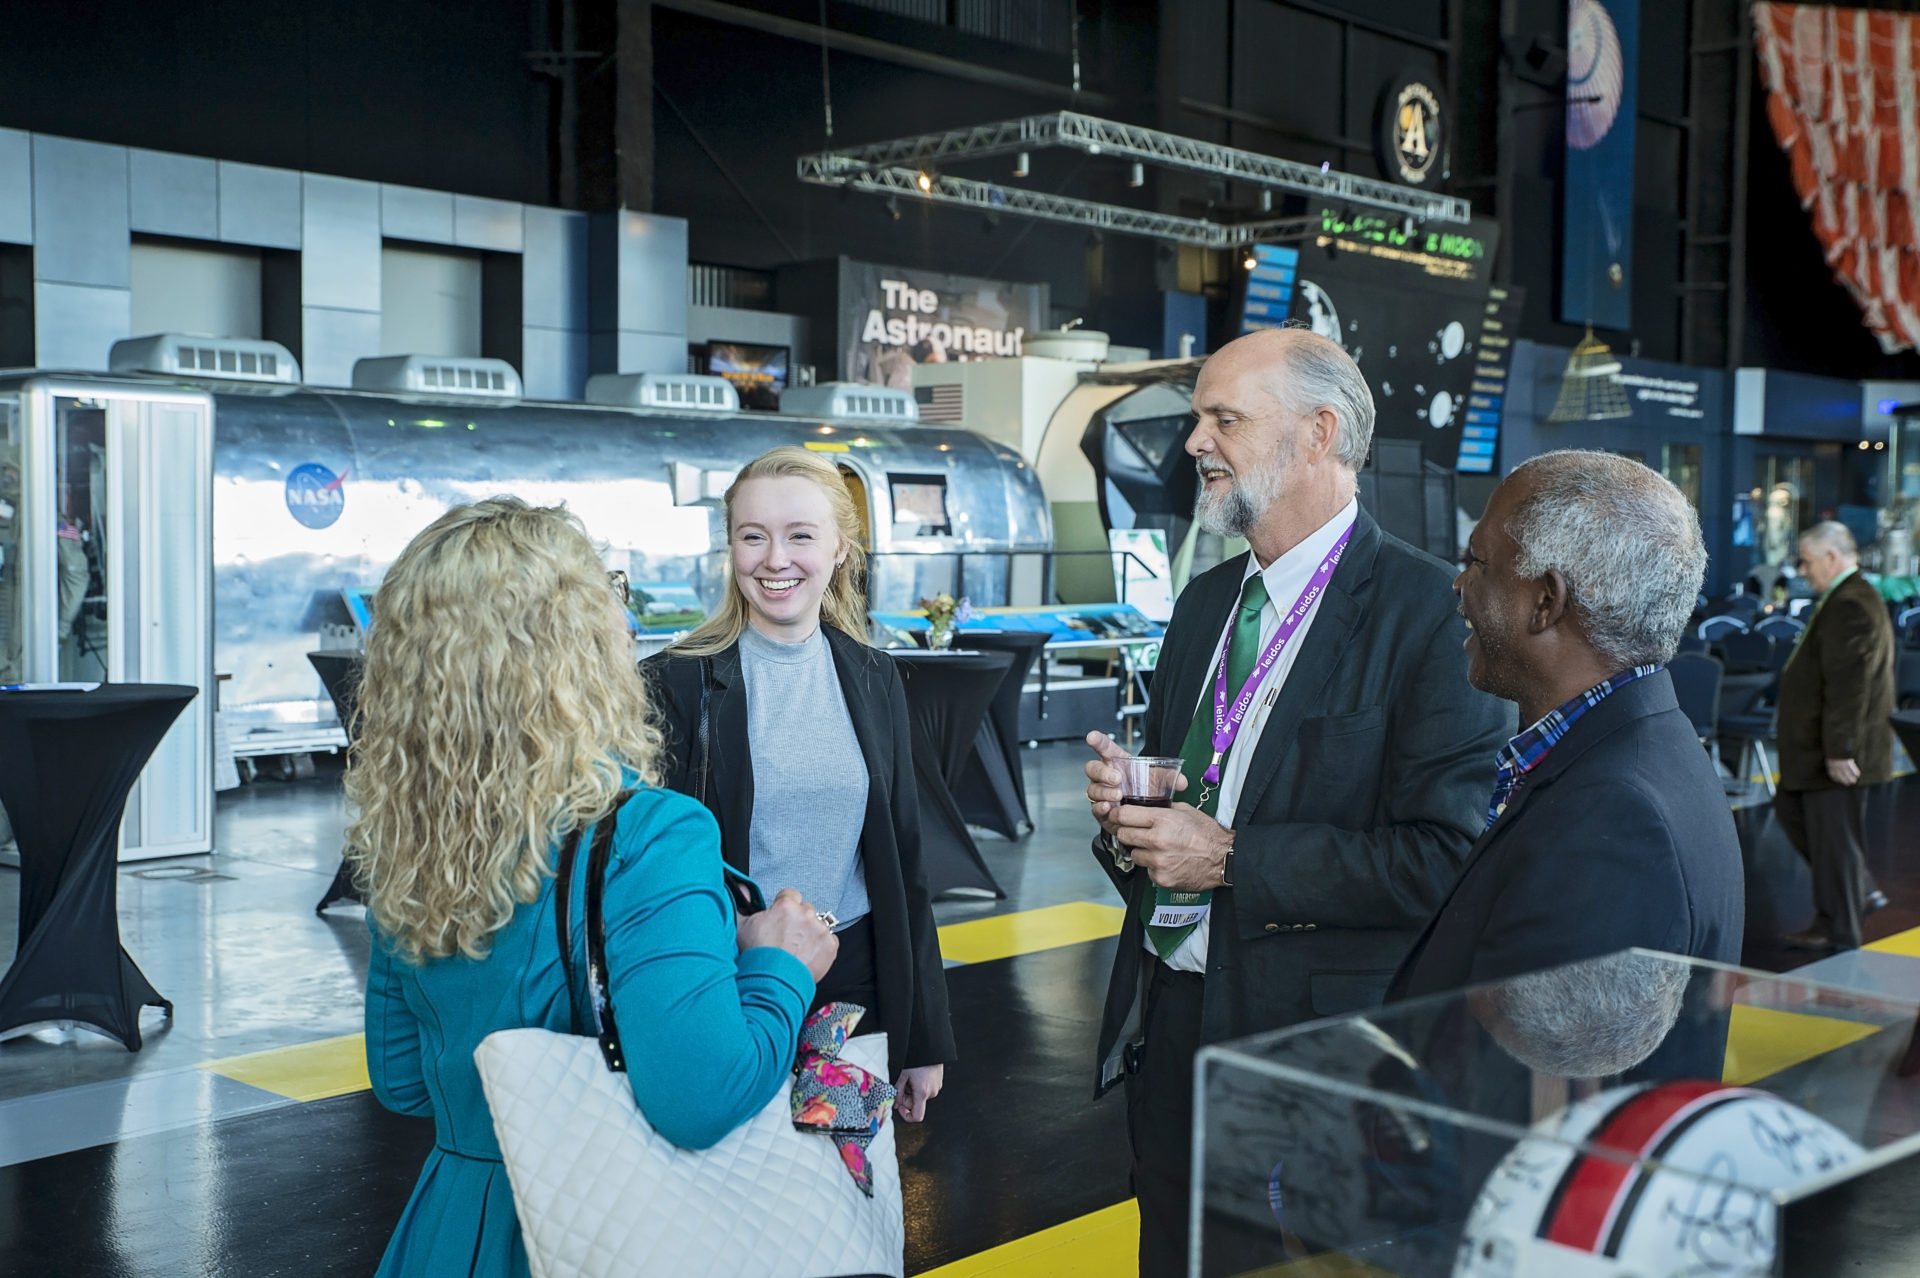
891 650 1012 899
308 651 365 914
0 683 196 1050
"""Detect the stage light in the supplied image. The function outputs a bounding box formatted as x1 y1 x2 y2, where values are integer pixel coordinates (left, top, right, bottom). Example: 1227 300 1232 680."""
886 195 901 220
915 171 932 193
1259 189 1272 212
1128 161 1144 188
1013 150 1029 178
1243 253 1258 271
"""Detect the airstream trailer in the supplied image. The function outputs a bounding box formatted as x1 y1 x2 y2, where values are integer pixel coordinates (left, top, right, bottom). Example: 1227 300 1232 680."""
0 355 1051 858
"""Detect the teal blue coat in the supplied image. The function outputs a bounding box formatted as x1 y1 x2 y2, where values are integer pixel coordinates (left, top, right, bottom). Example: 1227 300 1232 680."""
366 785 814 1277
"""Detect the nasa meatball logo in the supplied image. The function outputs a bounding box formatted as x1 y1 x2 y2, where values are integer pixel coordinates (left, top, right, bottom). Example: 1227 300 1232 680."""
1377 77 1445 188
285 463 348 530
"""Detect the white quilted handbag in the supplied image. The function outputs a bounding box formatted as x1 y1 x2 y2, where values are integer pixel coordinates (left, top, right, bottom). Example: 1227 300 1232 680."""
475 802 904 1278
476 1027 903 1278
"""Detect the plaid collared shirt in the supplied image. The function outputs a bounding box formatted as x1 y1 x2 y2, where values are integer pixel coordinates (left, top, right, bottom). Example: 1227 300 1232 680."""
1485 664 1664 829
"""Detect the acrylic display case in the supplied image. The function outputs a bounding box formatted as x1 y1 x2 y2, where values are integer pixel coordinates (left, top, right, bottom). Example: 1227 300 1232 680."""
1192 950 1920 1277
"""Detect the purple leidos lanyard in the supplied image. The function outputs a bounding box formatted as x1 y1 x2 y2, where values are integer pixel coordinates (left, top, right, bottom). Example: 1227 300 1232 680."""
1199 524 1354 801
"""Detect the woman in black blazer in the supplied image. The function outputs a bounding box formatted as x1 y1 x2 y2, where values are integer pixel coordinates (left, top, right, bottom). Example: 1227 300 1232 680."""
642 446 954 1120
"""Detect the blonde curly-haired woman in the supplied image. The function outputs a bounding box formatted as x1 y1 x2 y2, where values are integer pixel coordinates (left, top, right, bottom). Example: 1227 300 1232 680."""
348 497 836 1278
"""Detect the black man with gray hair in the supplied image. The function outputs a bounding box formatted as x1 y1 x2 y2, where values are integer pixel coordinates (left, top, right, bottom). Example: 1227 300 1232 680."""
1776 520 1896 951
1389 450 1745 1001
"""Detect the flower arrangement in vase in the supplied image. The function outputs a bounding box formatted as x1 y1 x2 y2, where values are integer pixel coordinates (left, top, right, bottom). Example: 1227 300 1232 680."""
918 593 971 649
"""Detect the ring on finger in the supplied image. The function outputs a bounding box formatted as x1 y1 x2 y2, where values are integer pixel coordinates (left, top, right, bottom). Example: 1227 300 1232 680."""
816 910 838 929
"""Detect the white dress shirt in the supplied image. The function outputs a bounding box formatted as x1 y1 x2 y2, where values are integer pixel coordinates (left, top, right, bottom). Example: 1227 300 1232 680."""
1149 498 1359 973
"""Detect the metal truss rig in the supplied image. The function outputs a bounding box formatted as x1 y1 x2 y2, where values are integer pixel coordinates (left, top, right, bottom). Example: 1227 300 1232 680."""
797 111 1471 249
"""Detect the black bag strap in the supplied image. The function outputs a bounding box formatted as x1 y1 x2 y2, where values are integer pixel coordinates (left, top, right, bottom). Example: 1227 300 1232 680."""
553 824 588 1037
552 791 635 1073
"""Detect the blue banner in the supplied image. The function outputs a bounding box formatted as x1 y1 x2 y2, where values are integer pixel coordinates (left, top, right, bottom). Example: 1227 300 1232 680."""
1560 0 1637 331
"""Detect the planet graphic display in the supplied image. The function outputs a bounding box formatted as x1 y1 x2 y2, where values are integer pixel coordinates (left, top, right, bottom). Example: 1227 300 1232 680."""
1567 0 1625 150
1298 280 1343 346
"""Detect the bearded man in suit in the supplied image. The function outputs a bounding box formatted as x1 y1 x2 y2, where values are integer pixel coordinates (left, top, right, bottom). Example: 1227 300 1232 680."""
1083 327 1511 1277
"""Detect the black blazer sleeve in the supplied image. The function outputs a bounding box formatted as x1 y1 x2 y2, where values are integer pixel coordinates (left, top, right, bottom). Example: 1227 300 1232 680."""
884 660 957 1066
638 653 697 798
1234 605 1508 931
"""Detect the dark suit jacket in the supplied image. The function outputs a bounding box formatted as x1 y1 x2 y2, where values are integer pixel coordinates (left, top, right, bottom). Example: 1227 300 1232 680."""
1092 507 1512 1093
1388 670 1746 1002
642 627 957 1071
1776 570 1897 791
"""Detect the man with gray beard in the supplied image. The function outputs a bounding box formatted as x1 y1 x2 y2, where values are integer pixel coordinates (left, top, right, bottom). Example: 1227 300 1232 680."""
1082 327 1510 1277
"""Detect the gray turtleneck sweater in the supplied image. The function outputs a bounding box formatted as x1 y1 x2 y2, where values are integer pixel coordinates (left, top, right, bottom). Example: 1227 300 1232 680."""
737 624 871 929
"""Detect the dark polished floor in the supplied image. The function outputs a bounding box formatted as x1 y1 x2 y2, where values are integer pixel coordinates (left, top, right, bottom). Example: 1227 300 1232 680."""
0 748 1915 1276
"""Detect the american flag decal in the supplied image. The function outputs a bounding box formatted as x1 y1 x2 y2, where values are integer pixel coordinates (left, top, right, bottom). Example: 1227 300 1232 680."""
915 382 965 424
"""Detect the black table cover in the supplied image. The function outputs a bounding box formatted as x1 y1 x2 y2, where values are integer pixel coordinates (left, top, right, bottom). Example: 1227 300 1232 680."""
0 683 195 1051
308 652 365 914
891 650 1012 898
1894 710 1920 766
951 631 1050 839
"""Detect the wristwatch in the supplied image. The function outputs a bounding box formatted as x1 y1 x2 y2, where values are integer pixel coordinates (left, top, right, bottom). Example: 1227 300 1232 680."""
1100 829 1133 873
1220 831 1236 889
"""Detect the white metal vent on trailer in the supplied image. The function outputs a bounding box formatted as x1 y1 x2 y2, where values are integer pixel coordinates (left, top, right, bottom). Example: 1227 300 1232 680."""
584 373 740 412
109 334 301 385
351 355 522 399
777 382 919 422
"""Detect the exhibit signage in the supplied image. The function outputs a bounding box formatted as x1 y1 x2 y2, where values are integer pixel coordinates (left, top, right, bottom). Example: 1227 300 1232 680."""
837 260 1048 388
1560 0 1638 330
1274 210 1501 471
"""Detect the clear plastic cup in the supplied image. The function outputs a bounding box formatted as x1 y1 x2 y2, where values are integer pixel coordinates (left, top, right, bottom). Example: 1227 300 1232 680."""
1116 755 1184 809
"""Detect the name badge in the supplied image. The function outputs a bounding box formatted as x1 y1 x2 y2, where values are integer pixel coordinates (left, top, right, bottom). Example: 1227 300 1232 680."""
1150 892 1210 929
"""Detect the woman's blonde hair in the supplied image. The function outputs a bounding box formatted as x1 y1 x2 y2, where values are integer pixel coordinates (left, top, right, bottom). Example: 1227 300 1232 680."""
343 497 661 963
672 446 870 656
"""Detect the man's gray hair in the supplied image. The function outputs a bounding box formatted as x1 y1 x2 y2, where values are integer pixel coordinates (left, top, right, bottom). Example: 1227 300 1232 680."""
1800 520 1858 559
1505 450 1706 667
1477 951 1693 1078
1274 329 1376 470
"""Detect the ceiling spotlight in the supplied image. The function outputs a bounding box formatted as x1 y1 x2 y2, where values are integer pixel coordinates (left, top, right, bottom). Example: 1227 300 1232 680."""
1013 150 1030 178
886 195 902 220
1859 440 1871 450
1128 161 1144 188
915 170 933 193
1259 189 1272 212
1243 253 1258 271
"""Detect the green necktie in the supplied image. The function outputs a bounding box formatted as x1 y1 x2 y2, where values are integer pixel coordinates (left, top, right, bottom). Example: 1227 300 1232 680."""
1142 572 1271 961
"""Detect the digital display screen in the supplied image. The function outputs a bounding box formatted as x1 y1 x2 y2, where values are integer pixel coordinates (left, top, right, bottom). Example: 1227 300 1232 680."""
703 342 789 410
889 475 950 534
1285 212 1502 473
1241 244 1300 335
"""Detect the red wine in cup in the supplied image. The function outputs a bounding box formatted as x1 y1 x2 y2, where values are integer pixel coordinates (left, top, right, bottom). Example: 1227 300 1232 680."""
1120 795 1174 808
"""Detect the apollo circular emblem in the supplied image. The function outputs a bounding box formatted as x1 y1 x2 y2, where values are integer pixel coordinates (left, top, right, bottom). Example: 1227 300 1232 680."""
1377 76 1445 188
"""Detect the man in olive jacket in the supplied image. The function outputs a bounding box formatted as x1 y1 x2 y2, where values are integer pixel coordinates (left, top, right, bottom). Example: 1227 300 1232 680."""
1776 521 1897 951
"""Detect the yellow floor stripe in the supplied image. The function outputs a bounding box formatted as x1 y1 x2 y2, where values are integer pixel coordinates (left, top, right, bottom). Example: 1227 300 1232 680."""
1722 1005 1881 1085
918 1200 1138 1278
938 902 1125 966
1865 923 1920 958
200 1033 370 1102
